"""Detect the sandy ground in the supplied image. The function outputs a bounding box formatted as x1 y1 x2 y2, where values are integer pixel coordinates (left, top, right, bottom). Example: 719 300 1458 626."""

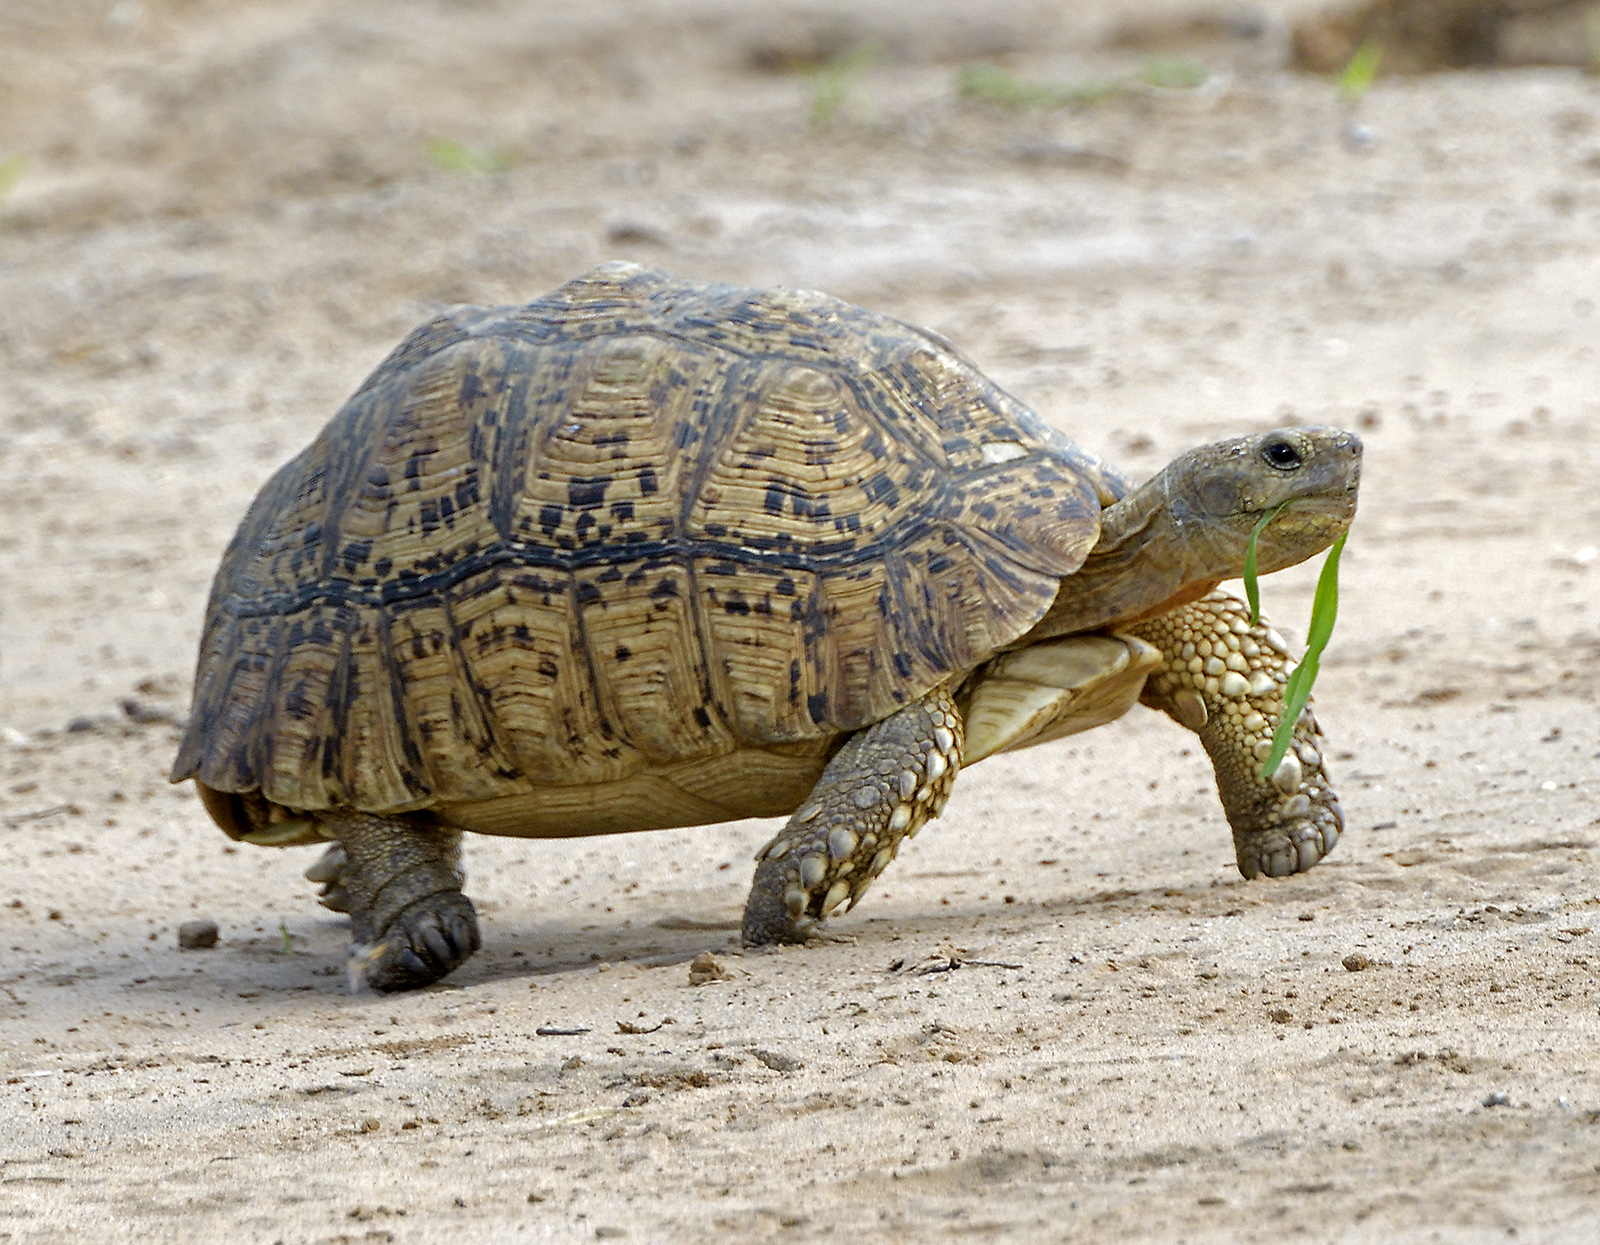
2 1 1599 1241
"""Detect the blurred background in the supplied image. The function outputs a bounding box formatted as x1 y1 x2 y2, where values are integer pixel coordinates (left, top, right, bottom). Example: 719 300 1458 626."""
1 0 1596 732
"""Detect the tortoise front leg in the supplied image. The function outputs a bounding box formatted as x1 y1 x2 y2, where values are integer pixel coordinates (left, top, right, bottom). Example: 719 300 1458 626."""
742 685 963 945
1128 589 1345 879
308 812 480 990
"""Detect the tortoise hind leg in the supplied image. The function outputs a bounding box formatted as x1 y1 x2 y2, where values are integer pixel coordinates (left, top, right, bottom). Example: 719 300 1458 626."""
1128 589 1345 879
742 685 963 945
309 812 480 991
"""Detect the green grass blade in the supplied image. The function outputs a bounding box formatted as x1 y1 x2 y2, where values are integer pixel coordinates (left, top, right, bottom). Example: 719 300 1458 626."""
0 155 25 200
1141 58 1209 90
1242 504 1283 626
1303 529 1346 652
1259 531 1347 780
426 139 510 175
1338 38 1382 100
956 64 1119 109
812 46 874 129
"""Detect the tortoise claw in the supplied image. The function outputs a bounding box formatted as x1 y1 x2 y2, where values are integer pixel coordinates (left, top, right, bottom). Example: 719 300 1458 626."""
305 844 353 913
348 891 480 992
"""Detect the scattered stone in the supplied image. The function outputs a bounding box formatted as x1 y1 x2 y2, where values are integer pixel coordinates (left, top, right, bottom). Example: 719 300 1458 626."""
119 696 179 726
1482 1091 1510 1108
1342 122 1376 152
624 1090 652 1107
752 1049 803 1073
1342 953 1371 972
1267 1008 1293 1024
561 1055 582 1071
66 716 98 733
359 1118 380 1132
178 919 220 950
688 951 734 986
527 1191 547 1203
604 219 668 247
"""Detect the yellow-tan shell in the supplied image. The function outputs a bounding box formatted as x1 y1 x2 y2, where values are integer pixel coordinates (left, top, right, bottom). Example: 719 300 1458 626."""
173 263 1108 835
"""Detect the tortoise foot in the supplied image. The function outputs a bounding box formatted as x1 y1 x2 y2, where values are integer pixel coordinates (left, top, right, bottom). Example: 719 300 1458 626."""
304 843 352 913
741 855 830 946
1235 788 1344 879
317 811 478 991
742 686 963 947
348 891 480 992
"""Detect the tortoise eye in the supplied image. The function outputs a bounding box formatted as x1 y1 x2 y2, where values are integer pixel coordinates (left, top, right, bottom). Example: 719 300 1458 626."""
1261 438 1302 471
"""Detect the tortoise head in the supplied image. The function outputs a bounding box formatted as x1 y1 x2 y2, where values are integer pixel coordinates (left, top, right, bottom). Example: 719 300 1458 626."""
1164 426 1362 577
1029 426 1361 638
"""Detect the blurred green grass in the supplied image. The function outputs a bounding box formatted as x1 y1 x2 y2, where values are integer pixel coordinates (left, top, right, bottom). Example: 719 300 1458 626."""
957 58 1212 111
425 139 511 175
0 155 25 200
811 45 875 129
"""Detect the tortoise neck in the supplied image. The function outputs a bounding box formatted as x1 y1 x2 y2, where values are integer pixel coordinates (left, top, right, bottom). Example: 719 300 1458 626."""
1027 468 1220 639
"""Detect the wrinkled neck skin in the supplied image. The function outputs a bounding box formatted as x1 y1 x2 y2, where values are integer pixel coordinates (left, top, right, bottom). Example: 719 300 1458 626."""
1030 469 1225 639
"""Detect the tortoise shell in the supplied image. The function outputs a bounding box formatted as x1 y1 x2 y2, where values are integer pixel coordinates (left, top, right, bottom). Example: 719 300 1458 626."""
173 264 1112 838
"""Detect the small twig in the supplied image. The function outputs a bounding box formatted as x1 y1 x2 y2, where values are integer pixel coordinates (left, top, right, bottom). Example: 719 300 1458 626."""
913 956 1023 975
615 1020 664 1035
4 805 79 828
534 1026 590 1037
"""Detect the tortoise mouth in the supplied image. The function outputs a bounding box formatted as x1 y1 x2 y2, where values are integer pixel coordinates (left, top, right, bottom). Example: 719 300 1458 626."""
1248 489 1357 522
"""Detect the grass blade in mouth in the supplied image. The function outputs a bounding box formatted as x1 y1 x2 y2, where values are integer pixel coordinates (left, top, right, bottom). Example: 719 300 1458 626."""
1259 531 1347 781
1242 504 1284 626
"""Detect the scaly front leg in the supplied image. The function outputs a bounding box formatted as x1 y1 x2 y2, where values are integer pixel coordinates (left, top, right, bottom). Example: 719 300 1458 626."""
741 685 963 945
1128 589 1344 878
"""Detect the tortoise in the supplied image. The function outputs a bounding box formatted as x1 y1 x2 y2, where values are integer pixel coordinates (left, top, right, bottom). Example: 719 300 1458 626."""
172 263 1361 991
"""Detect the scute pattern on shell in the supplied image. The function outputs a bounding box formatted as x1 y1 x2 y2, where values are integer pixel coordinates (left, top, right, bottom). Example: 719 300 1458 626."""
173 263 1105 818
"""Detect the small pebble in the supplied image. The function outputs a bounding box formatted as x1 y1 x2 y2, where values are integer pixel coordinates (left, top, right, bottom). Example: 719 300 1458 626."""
1342 122 1376 151
119 697 175 725
752 1049 803 1073
178 918 220 950
1482 1091 1509 1108
1342 953 1371 972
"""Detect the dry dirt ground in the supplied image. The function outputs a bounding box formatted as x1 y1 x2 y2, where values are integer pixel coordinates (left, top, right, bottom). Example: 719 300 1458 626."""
2 2 1599 1242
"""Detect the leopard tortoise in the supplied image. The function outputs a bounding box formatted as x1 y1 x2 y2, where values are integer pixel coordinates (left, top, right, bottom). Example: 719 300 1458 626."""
173 263 1361 991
